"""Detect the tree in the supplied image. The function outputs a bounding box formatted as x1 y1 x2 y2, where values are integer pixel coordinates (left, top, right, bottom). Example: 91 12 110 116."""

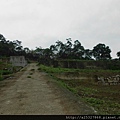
92 43 111 60
64 38 73 58
55 38 73 59
73 40 84 59
24 47 30 54
117 51 120 60
55 40 66 58
84 49 92 60
0 34 12 56
50 45 57 59
0 34 28 57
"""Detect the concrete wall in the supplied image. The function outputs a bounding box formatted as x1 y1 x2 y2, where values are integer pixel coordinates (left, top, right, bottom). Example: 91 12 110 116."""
10 56 27 67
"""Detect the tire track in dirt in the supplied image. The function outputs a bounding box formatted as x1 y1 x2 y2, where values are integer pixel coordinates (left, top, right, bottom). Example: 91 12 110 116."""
0 63 96 115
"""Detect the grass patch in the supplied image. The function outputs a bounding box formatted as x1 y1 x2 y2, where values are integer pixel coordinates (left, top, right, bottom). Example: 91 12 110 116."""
84 97 105 105
83 97 120 115
38 64 78 73
54 78 77 94
38 64 120 75
48 74 78 95
1 70 12 75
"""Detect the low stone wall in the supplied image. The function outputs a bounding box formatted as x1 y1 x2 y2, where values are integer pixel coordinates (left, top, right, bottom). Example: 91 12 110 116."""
53 72 88 80
97 75 120 85
53 72 120 85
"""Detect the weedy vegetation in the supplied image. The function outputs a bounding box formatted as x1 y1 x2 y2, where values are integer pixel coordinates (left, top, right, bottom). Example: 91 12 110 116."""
38 64 120 115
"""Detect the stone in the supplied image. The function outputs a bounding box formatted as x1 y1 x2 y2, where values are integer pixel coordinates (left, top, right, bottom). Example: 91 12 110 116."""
10 56 27 67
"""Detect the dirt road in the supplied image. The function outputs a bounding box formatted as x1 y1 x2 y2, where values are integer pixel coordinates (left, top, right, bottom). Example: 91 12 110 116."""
0 63 96 115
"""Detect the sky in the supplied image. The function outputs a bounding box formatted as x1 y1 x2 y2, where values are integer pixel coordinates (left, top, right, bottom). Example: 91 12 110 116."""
0 0 120 58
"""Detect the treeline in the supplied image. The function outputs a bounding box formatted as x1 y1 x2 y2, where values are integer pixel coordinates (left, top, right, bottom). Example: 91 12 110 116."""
0 34 36 60
0 34 120 61
36 38 120 61
36 38 120 70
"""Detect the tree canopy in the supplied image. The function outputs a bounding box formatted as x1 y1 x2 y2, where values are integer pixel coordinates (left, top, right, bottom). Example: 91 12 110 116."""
36 39 113 61
1 34 119 61
92 43 112 60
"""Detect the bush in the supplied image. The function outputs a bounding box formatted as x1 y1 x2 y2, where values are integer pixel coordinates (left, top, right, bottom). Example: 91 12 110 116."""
2 70 12 75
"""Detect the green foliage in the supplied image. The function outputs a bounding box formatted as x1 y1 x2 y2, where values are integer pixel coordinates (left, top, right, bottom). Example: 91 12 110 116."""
53 78 77 94
39 64 120 115
0 34 24 57
78 87 98 95
92 43 111 60
39 59 120 70
0 34 38 61
0 70 12 75
38 64 80 73
84 97 105 105
84 97 120 115
38 38 93 62
117 51 120 59
38 64 120 75
2 70 12 75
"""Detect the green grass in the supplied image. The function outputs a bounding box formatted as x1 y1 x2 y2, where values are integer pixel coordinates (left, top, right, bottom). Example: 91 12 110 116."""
53 77 77 94
83 97 120 115
38 64 120 74
66 79 120 115
0 62 12 81
38 64 120 115
38 64 79 73
1 70 12 75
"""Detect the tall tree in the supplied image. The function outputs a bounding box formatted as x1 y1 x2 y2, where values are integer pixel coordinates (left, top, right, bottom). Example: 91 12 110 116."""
55 40 66 58
24 47 30 54
50 45 57 59
92 43 111 60
65 38 73 58
0 34 6 42
84 49 92 60
73 40 84 59
117 51 120 60
0 34 10 56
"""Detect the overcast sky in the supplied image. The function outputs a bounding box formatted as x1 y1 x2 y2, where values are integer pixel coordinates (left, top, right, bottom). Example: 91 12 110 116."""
0 0 120 58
